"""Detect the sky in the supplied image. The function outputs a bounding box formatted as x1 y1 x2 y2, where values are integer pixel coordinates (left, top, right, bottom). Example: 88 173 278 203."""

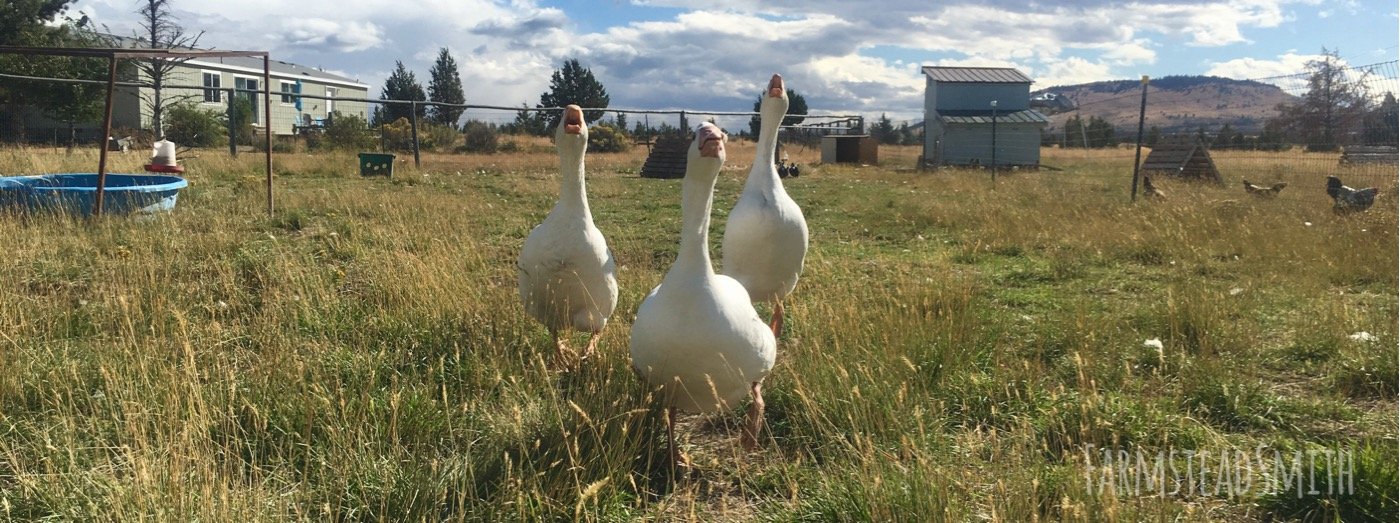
67 0 1400 125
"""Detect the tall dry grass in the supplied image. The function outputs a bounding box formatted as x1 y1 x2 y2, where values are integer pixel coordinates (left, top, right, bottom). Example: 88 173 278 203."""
1 142 1394 521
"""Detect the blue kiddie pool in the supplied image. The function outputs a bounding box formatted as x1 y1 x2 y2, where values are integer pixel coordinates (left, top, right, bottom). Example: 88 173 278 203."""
0 173 189 216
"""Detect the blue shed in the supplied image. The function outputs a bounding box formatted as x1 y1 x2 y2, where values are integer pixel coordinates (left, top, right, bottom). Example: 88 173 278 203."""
921 66 1048 168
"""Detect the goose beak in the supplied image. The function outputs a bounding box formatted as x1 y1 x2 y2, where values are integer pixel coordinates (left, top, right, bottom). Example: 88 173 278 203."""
767 74 784 98
563 105 584 134
698 123 724 158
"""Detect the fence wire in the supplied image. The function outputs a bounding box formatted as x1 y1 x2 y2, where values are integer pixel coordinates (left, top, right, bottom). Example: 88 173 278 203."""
1 59 1395 207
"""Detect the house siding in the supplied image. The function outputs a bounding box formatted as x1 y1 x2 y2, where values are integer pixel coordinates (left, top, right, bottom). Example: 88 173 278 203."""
183 66 370 136
19 59 369 140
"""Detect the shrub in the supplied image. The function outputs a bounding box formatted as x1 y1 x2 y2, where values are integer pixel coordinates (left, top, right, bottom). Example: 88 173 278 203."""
422 122 460 151
227 97 256 145
163 103 225 147
588 122 629 153
321 112 376 151
461 120 499 153
380 117 420 151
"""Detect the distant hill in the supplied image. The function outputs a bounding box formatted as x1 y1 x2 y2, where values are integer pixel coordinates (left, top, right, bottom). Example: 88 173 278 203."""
1031 75 1297 136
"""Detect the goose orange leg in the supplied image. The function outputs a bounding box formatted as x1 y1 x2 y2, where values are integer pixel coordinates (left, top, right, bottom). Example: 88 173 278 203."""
769 300 785 338
740 381 765 451
667 406 690 467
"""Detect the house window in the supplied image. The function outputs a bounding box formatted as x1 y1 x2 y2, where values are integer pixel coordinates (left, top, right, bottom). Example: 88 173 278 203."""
280 81 298 105
234 77 260 125
202 72 221 103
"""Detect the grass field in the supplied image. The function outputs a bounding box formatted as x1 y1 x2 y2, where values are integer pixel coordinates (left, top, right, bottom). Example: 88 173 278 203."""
1 140 1396 521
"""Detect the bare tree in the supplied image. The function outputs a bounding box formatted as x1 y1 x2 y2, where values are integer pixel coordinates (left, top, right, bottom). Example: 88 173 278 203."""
132 0 203 137
1269 48 1371 151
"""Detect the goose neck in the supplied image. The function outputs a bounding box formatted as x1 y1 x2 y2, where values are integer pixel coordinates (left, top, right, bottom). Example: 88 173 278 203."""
747 115 783 191
672 167 718 278
557 144 589 213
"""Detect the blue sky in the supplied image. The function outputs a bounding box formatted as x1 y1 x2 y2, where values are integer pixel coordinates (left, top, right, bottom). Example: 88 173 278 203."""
71 0 1399 124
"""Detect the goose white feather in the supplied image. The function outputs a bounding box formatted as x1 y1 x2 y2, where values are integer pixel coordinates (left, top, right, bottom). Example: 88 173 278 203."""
630 123 777 415
722 74 809 326
518 105 618 359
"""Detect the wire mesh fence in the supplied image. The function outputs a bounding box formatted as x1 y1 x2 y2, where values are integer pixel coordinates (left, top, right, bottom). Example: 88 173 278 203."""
2 57 1395 209
1027 60 1399 202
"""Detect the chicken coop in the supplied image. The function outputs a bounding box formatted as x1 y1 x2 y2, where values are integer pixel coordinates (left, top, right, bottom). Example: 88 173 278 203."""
921 66 1048 168
1141 142 1222 182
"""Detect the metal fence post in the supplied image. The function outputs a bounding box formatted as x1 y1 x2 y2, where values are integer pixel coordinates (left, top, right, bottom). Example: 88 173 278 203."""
410 101 421 169
1130 75 1150 202
93 55 118 217
227 87 237 157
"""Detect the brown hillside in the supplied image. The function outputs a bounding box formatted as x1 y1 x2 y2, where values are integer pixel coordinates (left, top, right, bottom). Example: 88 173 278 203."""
1033 76 1297 136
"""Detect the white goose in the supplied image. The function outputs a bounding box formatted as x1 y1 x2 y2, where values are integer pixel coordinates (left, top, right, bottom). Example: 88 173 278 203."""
723 73 809 337
518 104 619 365
630 122 778 461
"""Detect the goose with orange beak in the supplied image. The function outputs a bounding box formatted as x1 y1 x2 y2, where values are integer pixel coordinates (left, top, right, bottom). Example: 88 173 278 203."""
518 104 619 366
630 122 778 463
722 73 809 340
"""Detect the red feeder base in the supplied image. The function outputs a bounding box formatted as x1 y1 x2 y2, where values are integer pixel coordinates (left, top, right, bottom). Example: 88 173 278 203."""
144 164 185 174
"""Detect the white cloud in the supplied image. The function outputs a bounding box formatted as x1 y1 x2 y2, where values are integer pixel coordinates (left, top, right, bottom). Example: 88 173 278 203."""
65 0 1378 121
1101 40 1157 66
1204 52 1323 87
1037 57 1117 88
279 19 385 53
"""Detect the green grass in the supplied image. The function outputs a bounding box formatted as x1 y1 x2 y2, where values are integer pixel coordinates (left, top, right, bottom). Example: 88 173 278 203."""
0 144 1395 521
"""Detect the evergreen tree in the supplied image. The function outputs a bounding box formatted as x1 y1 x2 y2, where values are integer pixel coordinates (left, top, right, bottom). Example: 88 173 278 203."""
378 61 427 125
40 19 111 147
748 89 809 137
1085 116 1116 148
1145 125 1162 147
1063 115 1085 148
1213 123 1235 149
898 122 919 146
427 48 466 127
614 112 627 134
509 103 547 136
871 113 897 144
0 2 110 142
1362 92 1398 145
537 58 610 129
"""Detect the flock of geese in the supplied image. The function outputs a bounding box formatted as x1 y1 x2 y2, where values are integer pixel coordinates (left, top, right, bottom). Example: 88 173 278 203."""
517 74 807 465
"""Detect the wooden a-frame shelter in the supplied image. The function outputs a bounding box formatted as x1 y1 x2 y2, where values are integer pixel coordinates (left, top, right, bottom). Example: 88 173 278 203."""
1140 142 1222 182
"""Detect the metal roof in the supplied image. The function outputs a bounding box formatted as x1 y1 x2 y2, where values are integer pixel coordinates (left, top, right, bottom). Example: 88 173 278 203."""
936 109 1049 125
922 66 1033 84
189 55 367 87
109 35 365 87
